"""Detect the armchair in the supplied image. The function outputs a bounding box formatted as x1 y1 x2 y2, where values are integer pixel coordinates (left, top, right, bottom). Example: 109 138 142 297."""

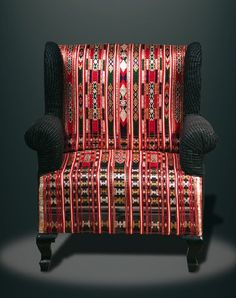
25 41 217 273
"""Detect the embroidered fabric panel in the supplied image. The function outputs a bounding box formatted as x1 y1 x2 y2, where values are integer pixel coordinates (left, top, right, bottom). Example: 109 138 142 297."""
59 44 186 152
39 150 202 236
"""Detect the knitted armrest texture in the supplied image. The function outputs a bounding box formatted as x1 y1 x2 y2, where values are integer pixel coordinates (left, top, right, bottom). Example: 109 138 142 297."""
24 114 64 175
184 42 201 115
180 114 218 176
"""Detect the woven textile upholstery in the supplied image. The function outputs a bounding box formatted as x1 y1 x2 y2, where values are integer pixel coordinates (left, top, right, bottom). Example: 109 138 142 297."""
39 150 202 236
25 42 217 239
59 44 186 152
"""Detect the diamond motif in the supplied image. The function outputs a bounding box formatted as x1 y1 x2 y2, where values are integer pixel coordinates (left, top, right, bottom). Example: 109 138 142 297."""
120 84 126 97
133 63 138 72
120 109 127 122
120 99 126 107
120 60 127 72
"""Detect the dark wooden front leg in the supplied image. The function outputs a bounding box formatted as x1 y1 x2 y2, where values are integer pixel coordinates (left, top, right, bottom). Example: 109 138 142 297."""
186 238 204 273
36 233 57 272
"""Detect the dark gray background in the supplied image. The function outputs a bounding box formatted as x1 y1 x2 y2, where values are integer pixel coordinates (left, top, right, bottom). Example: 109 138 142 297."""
1 0 235 297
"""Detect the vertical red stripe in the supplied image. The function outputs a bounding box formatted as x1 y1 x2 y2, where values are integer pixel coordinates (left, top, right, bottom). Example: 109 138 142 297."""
47 174 53 233
147 153 151 234
90 151 96 233
78 152 83 231
60 154 69 233
160 153 165 234
110 149 115 233
96 150 102 233
82 45 87 150
139 151 143 234
42 175 47 233
143 45 147 150
162 45 166 151
124 150 129 234
144 151 149 234
115 44 120 148
169 46 173 151
107 150 112 233
130 44 134 149
113 45 117 148
69 152 77 232
55 171 61 232
165 153 171 235
138 44 142 150
129 150 133 234
105 44 109 149
74 152 80 232
173 153 180 235
75 45 80 151
188 175 194 235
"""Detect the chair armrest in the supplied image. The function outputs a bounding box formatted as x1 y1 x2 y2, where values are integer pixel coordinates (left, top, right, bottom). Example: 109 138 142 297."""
179 114 218 176
24 114 64 175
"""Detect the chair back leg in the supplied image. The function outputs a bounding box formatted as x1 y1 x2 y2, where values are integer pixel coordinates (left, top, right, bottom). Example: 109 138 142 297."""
186 238 204 272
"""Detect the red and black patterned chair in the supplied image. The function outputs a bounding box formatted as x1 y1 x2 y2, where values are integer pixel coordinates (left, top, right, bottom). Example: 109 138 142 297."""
25 42 217 272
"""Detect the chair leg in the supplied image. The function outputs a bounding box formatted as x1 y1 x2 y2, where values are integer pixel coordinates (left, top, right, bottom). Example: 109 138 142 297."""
36 233 57 272
186 238 204 273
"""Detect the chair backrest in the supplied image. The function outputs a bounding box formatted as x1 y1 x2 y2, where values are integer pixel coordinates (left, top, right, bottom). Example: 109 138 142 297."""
58 43 187 152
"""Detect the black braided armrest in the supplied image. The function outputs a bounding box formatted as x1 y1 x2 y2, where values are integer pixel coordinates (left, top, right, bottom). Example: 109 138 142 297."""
179 114 218 176
24 114 64 175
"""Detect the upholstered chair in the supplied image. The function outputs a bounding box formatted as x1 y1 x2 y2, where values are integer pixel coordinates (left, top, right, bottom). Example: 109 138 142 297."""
25 42 217 272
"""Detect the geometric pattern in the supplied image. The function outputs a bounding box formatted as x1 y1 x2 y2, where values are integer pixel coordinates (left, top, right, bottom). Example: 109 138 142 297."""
59 44 186 152
37 43 203 237
39 150 202 236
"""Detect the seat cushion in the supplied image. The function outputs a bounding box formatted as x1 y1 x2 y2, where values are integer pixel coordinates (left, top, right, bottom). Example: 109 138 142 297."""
38 150 202 236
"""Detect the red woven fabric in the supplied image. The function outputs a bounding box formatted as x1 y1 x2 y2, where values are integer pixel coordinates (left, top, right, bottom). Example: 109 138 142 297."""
59 44 186 152
38 43 203 236
39 150 202 236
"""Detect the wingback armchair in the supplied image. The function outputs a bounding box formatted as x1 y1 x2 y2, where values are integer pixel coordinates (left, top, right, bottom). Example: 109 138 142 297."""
25 42 217 273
